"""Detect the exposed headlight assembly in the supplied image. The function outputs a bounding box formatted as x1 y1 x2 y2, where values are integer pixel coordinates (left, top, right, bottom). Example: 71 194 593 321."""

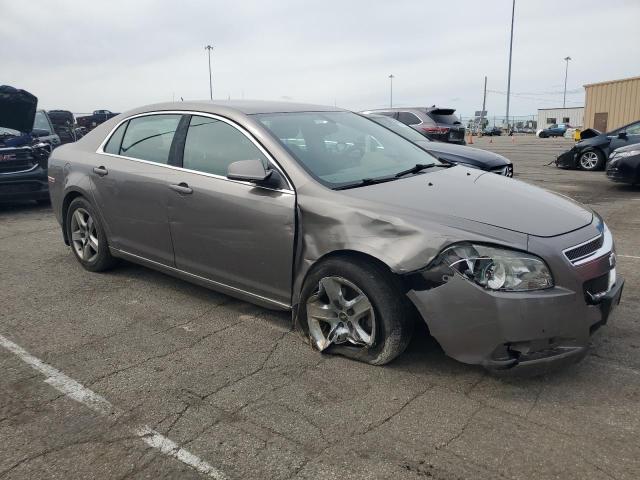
436 243 554 291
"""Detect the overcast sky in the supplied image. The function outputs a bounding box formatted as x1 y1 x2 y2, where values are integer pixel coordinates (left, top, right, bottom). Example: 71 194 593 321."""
2 0 639 118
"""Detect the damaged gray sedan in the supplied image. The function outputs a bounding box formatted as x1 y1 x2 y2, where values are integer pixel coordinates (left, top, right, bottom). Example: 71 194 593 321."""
48 101 624 372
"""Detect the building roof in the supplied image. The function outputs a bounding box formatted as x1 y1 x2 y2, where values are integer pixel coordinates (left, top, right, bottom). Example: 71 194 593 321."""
537 106 584 111
584 75 640 88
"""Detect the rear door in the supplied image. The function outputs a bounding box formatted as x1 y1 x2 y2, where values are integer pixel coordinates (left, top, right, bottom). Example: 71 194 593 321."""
167 114 296 306
92 113 183 265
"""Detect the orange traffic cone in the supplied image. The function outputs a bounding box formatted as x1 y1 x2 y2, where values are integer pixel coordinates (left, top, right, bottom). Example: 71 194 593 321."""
489 137 493 143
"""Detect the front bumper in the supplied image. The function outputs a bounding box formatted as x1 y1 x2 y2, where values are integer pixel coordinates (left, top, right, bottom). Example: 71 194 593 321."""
0 165 49 201
555 149 578 169
406 252 623 374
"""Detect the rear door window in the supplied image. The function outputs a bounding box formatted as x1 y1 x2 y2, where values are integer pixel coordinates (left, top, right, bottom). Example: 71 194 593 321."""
182 115 268 176
119 114 181 164
103 122 127 154
397 111 421 126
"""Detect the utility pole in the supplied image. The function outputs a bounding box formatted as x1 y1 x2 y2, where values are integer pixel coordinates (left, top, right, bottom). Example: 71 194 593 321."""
480 76 487 131
204 45 214 100
388 74 394 108
563 56 572 108
505 0 515 131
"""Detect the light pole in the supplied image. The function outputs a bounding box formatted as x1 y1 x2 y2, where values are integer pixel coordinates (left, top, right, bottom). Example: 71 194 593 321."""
204 45 214 100
563 56 572 108
388 74 394 108
505 0 515 131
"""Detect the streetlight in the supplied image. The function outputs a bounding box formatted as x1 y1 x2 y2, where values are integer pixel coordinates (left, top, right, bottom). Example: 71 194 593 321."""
505 0 515 131
204 45 214 100
563 56 572 108
388 74 394 108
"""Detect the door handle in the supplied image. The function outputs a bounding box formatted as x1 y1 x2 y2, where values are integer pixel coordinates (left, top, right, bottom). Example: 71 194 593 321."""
169 182 193 195
93 166 108 176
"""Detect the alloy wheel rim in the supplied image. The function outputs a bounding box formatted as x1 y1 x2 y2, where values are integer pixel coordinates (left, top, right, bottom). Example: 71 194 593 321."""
70 208 99 262
581 152 598 169
306 276 376 351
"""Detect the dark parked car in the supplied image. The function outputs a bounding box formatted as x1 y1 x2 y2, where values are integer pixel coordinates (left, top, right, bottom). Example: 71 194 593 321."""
538 123 569 138
362 106 466 144
483 126 502 136
48 100 623 373
0 85 53 203
556 120 640 170
363 113 513 176
606 144 640 185
48 110 79 145
76 109 119 131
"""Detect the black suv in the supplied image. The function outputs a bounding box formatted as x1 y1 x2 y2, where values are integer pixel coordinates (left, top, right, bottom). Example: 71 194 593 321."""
362 106 466 144
0 85 57 203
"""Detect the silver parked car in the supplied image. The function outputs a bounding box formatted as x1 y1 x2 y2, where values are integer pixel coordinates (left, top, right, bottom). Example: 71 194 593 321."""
48 101 624 373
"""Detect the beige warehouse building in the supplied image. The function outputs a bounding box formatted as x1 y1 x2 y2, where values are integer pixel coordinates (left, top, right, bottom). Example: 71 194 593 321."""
584 76 640 132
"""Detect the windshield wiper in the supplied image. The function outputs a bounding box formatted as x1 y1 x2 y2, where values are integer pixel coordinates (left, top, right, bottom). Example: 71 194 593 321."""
393 163 439 178
333 177 398 190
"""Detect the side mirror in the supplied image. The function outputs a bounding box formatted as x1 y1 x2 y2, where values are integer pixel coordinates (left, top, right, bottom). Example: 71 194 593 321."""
618 131 628 139
227 159 272 182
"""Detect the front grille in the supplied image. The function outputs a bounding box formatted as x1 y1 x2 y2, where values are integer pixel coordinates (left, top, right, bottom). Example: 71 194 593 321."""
0 148 37 174
564 235 604 263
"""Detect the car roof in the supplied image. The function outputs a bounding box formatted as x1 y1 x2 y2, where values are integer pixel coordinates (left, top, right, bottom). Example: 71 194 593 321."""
124 100 344 116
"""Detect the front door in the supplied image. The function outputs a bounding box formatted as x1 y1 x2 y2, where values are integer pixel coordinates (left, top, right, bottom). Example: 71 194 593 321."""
91 113 183 265
609 121 640 152
167 115 295 306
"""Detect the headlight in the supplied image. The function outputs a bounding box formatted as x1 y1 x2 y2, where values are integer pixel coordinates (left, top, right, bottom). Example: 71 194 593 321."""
612 149 640 158
436 243 554 291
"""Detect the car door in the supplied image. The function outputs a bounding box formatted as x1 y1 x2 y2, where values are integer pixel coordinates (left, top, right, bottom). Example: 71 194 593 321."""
167 114 295 307
92 113 184 265
609 121 640 152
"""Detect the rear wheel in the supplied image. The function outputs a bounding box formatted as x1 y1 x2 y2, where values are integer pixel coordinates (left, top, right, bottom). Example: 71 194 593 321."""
297 256 414 365
578 150 604 171
66 197 117 272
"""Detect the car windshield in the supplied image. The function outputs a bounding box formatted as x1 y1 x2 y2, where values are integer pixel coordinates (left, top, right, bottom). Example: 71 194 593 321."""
255 111 440 189
365 115 431 143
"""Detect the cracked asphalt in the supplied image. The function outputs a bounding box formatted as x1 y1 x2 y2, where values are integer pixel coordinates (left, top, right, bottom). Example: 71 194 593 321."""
1 136 640 479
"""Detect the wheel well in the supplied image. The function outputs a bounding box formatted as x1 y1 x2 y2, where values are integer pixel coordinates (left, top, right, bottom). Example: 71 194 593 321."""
61 191 84 245
310 250 394 277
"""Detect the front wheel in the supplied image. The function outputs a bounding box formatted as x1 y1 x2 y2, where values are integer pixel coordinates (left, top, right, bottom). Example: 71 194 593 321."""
578 150 604 171
297 257 414 365
66 197 118 272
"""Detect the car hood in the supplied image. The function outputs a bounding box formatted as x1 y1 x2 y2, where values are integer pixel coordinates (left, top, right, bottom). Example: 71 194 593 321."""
341 166 592 238
575 133 609 149
0 85 38 133
418 141 510 168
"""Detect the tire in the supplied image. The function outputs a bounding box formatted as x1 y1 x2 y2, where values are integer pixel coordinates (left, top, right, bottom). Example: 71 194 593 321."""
297 256 414 365
578 150 604 171
539 132 548 138
66 197 118 272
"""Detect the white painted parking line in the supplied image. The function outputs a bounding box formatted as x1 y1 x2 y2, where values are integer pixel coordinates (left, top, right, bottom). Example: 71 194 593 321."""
618 254 640 260
0 334 226 480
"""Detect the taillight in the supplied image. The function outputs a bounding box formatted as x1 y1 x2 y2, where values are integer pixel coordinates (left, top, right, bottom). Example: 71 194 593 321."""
421 126 450 135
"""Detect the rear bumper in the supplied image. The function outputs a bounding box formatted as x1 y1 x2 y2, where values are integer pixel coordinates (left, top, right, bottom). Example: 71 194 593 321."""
0 166 49 201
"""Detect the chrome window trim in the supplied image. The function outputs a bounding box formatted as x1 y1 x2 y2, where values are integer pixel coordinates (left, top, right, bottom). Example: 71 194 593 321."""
563 226 613 266
111 247 291 309
95 110 295 194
